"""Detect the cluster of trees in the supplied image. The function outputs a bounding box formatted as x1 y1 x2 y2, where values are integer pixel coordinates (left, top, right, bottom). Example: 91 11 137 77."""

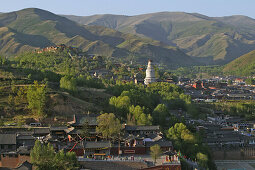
128 105 152 125
167 123 216 169
15 51 107 76
31 140 78 170
7 81 48 119
245 78 255 85
0 56 10 66
27 81 47 118
107 82 192 128
60 74 105 94
172 66 223 79
213 101 255 120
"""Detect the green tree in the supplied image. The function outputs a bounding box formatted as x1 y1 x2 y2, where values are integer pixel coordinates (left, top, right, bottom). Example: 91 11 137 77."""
60 76 77 92
150 144 162 163
227 79 233 85
81 120 90 140
245 78 255 85
31 140 78 170
53 150 78 170
96 113 121 140
196 152 208 168
137 113 153 125
109 95 131 117
167 123 195 143
152 104 168 125
27 81 47 118
129 105 152 125
30 140 55 169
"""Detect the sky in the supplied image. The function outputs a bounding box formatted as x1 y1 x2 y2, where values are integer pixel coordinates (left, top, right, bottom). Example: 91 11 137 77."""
0 0 255 18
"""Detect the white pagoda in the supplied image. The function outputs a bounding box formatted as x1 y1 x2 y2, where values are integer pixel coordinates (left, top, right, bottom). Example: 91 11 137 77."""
144 60 157 85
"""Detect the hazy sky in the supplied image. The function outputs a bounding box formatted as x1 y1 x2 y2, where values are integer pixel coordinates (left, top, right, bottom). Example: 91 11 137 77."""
0 0 255 18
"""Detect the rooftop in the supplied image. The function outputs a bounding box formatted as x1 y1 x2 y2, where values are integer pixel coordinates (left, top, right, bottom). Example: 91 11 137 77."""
83 141 111 149
70 114 99 126
125 125 160 131
0 134 16 145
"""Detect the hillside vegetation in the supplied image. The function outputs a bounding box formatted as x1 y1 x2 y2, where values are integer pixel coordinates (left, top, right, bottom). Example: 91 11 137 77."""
64 12 255 65
0 8 195 67
223 50 255 76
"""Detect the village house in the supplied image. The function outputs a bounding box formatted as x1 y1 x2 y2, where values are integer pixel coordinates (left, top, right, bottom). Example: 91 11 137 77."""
83 141 111 158
124 125 160 136
0 146 31 169
68 114 98 139
0 134 16 153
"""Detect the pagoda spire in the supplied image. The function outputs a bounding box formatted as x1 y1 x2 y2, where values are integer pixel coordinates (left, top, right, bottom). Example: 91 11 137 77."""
144 60 157 85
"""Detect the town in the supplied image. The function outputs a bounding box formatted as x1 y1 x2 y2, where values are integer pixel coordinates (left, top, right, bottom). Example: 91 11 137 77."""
1 53 255 169
1 2 255 170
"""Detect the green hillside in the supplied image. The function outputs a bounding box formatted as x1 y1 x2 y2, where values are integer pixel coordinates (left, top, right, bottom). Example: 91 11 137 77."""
223 50 255 76
64 12 255 65
0 8 195 67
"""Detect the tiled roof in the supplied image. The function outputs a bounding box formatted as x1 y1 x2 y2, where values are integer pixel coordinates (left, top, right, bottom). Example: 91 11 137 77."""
125 125 160 131
0 134 16 144
72 114 99 126
83 141 111 149
50 126 68 131
16 134 35 140
32 128 50 135
17 146 32 154
146 140 173 147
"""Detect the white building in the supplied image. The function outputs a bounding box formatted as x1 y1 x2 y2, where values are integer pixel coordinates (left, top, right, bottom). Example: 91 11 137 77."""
144 60 157 85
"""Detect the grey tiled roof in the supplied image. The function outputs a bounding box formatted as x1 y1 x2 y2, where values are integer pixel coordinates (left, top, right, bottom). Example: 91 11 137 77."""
32 128 50 135
0 134 16 144
125 125 160 131
15 160 32 170
50 126 68 131
17 134 35 140
72 114 99 126
146 140 173 147
83 141 111 149
17 146 31 154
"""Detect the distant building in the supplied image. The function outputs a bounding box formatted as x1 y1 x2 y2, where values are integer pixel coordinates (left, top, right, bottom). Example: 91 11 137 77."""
144 60 157 85
134 73 144 84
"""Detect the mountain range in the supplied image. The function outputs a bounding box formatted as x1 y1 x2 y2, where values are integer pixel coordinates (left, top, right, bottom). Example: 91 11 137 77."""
1 8 255 68
0 8 195 67
64 12 255 65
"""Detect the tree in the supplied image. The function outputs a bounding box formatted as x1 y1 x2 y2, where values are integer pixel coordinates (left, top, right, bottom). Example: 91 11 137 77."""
31 140 78 170
150 144 162 163
245 78 255 85
60 76 77 92
227 79 233 85
137 113 153 125
96 113 121 140
27 81 47 118
152 104 168 125
167 123 195 143
53 150 78 170
129 105 152 125
196 152 208 168
81 120 89 140
30 140 55 170
109 95 131 118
